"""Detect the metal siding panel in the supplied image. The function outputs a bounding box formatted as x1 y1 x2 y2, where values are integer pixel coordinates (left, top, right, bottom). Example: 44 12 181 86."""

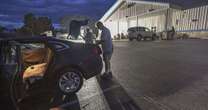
180 11 184 31
119 20 128 34
189 9 193 30
179 11 182 31
194 8 198 30
181 11 185 31
185 10 189 31
177 11 180 31
176 11 179 30
134 6 136 16
199 7 204 30
186 10 189 30
199 7 204 29
205 6 208 29
128 17 137 27
184 10 188 31
175 11 179 31
129 8 131 17
191 8 195 30
183 11 186 31
201 6 204 30
202 6 206 30
132 6 134 16
172 12 175 28
194 8 199 30
188 9 191 30
196 8 200 30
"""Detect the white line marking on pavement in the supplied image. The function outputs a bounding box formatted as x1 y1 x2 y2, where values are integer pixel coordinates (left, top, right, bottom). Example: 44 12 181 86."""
143 95 172 110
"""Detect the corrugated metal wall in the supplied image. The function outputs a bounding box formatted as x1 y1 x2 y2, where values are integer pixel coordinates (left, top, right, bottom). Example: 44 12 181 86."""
172 5 208 32
104 20 118 37
137 14 166 32
119 19 128 34
104 1 208 37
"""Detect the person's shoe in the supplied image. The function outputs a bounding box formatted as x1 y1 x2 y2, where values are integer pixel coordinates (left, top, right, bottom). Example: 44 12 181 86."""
101 72 113 79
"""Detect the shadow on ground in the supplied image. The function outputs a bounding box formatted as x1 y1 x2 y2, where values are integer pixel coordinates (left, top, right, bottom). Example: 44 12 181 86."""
18 91 81 110
96 76 141 110
18 76 141 110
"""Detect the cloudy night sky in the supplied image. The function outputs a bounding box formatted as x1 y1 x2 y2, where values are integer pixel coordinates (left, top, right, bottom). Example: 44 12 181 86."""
0 0 116 28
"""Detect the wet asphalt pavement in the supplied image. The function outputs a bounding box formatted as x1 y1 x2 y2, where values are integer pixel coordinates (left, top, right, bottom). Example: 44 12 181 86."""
21 39 208 110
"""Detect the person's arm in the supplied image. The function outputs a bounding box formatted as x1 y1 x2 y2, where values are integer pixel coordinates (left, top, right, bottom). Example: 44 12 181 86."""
96 40 104 45
96 30 105 45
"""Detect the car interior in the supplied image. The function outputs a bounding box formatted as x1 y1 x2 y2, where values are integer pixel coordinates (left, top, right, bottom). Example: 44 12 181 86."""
21 43 53 81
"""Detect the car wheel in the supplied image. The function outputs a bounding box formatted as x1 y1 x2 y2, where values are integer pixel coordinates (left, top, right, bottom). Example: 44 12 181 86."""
57 69 83 95
152 34 157 41
129 38 133 41
136 35 142 41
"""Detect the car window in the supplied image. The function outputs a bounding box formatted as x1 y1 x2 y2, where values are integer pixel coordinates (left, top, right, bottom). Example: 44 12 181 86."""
145 28 150 32
1 44 18 65
21 43 45 50
138 27 145 31
0 42 20 82
49 41 69 51
128 27 136 32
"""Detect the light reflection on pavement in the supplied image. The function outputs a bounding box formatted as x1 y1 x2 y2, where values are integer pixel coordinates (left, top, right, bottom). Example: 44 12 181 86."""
50 76 142 110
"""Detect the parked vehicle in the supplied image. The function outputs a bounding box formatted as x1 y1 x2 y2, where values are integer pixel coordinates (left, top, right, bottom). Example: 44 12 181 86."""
0 33 103 109
127 26 157 41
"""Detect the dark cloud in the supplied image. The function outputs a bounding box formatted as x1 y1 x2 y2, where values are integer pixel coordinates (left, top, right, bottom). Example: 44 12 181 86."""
0 0 116 28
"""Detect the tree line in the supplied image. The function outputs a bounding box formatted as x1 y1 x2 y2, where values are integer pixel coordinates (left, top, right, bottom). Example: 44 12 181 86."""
17 13 54 36
0 13 54 36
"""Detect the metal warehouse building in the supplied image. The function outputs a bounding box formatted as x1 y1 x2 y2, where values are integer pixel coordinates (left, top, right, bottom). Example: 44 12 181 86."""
100 0 208 39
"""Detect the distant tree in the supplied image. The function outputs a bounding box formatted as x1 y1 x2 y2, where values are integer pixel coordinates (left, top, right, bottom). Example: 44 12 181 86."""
18 13 54 36
0 25 6 33
34 16 53 35
16 26 33 36
23 13 36 35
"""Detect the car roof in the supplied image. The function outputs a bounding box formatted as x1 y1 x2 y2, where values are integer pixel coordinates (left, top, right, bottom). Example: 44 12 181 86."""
128 26 147 29
128 27 149 31
0 33 64 42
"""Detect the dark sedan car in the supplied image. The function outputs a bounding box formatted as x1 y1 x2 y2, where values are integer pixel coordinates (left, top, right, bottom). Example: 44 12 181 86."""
0 34 103 109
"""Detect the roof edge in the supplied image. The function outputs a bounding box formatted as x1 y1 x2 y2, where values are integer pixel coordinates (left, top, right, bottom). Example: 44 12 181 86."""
127 0 170 7
100 0 184 22
100 0 125 22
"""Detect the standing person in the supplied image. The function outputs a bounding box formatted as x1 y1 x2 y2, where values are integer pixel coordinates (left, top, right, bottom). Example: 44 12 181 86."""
171 26 175 40
96 21 113 79
67 19 88 39
83 28 95 44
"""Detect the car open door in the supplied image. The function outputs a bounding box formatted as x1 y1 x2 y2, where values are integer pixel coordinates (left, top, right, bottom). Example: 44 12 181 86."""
0 41 22 110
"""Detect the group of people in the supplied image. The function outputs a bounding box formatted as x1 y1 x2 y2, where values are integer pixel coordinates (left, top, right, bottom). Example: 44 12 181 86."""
68 20 113 79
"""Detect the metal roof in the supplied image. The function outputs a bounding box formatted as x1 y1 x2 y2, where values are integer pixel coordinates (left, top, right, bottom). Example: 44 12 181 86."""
132 0 208 9
100 0 208 22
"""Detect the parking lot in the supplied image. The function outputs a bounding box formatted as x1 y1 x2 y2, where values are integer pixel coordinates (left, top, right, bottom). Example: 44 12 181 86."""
19 39 208 110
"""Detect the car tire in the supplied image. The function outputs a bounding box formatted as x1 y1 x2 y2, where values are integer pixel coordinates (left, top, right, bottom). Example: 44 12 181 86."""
136 35 142 41
56 68 83 95
152 34 156 41
129 38 133 41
